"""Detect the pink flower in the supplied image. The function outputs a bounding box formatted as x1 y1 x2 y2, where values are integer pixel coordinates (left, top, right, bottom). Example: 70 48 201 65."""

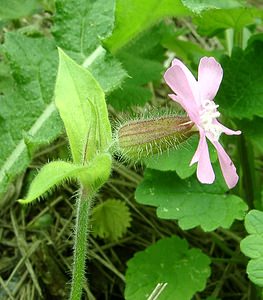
164 57 241 189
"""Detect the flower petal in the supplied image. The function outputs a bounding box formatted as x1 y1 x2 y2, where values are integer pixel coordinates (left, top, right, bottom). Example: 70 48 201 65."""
164 60 199 107
211 140 239 189
190 132 215 184
215 121 241 136
168 94 199 123
198 57 223 102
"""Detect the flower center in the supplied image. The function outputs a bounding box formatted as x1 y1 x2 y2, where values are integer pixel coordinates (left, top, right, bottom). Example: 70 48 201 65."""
199 100 223 141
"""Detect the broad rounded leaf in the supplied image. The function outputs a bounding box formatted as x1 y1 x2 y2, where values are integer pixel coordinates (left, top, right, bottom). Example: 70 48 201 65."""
92 199 131 241
135 169 247 231
125 236 211 300
145 135 217 179
241 210 263 287
247 259 263 287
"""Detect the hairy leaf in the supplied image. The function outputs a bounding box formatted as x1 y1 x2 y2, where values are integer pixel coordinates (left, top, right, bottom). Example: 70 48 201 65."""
53 0 127 93
125 236 211 300
18 154 112 204
135 169 247 231
92 199 131 241
0 33 62 198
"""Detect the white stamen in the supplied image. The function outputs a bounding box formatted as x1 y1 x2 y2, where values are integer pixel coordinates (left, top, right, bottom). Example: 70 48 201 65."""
199 100 223 141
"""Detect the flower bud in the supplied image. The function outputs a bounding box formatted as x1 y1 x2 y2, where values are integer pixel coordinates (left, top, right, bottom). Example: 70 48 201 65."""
115 115 194 161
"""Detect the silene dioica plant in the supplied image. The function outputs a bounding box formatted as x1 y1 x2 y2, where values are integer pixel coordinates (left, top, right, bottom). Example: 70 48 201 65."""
1 0 263 299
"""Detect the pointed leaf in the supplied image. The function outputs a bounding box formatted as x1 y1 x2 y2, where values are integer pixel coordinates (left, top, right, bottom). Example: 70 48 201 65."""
55 49 112 163
18 154 112 204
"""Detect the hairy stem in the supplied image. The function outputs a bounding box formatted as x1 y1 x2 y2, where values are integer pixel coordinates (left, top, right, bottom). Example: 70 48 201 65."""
70 187 94 300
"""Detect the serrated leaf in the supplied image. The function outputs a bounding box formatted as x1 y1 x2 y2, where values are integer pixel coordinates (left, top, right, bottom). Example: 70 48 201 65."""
53 0 115 55
240 210 263 287
18 154 112 204
217 41 263 119
194 7 263 36
125 236 211 300
92 199 131 241
55 49 112 163
104 0 190 53
135 169 247 231
0 0 39 20
182 0 244 14
145 135 217 179
0 33 63 199
53 0 127 93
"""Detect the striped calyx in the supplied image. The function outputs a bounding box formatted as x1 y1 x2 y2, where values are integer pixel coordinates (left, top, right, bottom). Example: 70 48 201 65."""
116 115 194 161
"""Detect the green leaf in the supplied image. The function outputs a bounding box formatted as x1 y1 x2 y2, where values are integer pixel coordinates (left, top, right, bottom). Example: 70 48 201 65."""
125 236 211 300
53 0 127 93
53 0 115 55
240 210 263 287
145 135 217 179
217 40 263 119
162 36 222 67
18 153 112 204
108 25 166 109
108 54 163 109
104 0 190 53
55 49 112 164
109 84 152 110
238 117 263 152
135 169 247 231
92 199 131 241
0 33 62 198
182 0 244 14
0 0 39 20
194 7 263 36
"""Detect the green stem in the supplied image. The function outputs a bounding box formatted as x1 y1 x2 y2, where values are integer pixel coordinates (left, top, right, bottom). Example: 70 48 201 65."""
70 187 94 300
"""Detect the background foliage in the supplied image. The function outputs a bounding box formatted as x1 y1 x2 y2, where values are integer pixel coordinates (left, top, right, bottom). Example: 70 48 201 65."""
0 0 263 299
